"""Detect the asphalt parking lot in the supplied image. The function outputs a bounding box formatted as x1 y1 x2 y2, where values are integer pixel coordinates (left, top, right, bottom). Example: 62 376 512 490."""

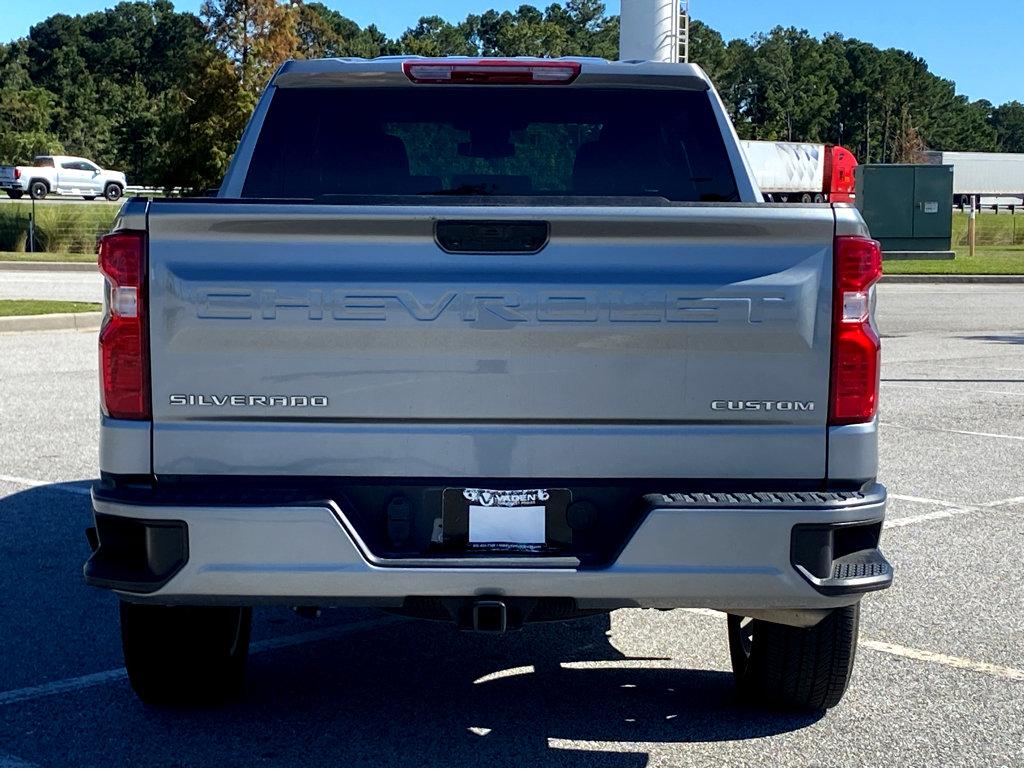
0 284 1021 767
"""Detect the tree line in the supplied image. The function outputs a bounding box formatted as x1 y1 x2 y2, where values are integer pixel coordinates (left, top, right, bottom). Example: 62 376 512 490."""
0 0 1021 193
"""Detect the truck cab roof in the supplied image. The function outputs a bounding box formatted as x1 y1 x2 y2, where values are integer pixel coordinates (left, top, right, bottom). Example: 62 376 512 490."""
32 155 96 165
271 56 712 90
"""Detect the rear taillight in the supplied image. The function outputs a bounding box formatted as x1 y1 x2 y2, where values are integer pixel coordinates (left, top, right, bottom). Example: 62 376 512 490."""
829 236 882 425
98 231 149 420
14 168 21 179
402 59 580 85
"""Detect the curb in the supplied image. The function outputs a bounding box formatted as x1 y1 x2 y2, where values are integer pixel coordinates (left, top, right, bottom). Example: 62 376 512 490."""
0 260 95 272
883 250 956 261
0 312 102 333
880 274 1024 284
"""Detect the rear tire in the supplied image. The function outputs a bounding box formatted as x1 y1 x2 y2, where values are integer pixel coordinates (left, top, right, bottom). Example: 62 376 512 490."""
83 195 97 201
29 181 47 200
119 601 252 705
6 190 22 199
727 605 859 711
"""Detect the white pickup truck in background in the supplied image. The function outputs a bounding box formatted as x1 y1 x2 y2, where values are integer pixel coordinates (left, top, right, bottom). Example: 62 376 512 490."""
0 155 126 201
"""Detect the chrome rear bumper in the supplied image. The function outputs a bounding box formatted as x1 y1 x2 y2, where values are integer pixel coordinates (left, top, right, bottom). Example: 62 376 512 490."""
86 485 890 612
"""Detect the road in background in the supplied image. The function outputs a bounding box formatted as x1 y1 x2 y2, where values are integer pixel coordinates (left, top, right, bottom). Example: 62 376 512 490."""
0 270 103 303
0 191 167 205
0 197 122 206
0 285 1021 766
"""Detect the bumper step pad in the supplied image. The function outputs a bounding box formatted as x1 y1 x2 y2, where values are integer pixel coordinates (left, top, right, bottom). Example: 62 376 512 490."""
645 489 876 509
833 558 890 580
796 548 893 596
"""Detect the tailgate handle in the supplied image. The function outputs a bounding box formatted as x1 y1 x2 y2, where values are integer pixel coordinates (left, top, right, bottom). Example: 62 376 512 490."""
435 220 549 254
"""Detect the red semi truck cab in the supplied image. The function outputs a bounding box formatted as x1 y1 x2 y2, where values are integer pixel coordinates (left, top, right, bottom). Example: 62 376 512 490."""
826 144 858 203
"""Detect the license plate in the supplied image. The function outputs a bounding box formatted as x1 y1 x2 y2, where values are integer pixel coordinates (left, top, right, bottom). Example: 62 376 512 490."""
442 488 571 550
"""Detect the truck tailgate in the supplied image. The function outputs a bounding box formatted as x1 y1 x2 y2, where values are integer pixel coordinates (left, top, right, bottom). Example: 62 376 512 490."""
146 202 835 479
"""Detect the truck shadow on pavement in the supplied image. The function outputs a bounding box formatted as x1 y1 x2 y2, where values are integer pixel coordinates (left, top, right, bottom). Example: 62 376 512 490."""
0 482 823 767
237 616 823 767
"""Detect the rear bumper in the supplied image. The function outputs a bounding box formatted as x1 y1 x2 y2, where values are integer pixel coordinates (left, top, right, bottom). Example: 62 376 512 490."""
86 484 890 611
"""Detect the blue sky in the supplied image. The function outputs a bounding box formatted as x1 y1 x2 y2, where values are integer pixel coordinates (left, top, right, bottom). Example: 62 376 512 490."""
2 1 1018 105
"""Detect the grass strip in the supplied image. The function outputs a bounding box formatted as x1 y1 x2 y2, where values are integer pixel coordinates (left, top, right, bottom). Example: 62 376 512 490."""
884 245 1024 275
0 251 95 263
0 300 102 316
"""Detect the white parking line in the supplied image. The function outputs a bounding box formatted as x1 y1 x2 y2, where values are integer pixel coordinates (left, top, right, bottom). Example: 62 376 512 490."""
0 669 128 708
881 422 1024 441
684 609 1024 682
884 508 975 529
884 362 1024 374
0 616 401 708
881 382 1023 397
0 475 92 497
884 494 1024 529
860 640 1024 682
889 493 963 508
978 496 1024 507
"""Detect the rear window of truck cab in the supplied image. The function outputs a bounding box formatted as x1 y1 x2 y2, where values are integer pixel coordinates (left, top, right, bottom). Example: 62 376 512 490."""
242 87 740 203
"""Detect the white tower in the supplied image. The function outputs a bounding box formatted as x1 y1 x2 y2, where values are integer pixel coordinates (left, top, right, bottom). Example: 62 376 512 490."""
619 0 689 63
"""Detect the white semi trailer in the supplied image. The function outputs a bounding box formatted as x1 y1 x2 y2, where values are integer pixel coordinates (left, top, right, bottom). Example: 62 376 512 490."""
740 140 858 203
921 151 1024 207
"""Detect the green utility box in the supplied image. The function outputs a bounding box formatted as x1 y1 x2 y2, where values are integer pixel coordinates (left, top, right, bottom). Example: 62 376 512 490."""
855 164 954 257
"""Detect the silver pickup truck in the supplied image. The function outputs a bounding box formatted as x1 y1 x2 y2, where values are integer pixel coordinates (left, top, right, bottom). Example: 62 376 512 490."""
85 57 891 710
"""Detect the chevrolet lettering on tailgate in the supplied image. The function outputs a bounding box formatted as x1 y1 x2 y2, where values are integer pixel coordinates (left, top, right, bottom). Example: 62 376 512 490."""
193 287 796 325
